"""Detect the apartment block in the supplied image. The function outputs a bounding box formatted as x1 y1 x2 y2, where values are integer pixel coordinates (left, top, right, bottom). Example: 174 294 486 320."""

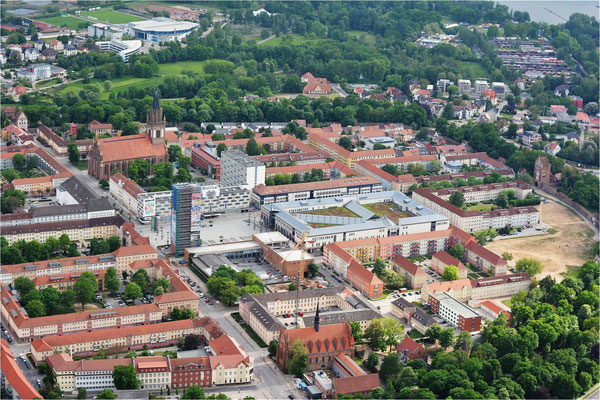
221 150 265 188
429 292 482 332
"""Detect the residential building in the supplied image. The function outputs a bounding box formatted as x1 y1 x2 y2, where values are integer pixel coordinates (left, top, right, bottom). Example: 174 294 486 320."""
23 47 39 61
436 79 453 92
30 318 222 364
303 77 332 98
474 80 489 95
421 273 530 303
63 44 78 56
136 356 172 390
170 357 212 389
390 255 428 289
308 133 396 167
458 79 471 93
544 142 561 156
429 292 482 332
0 339 42 399
431 251 468 279
465 241 508 275
88 120 113 135
36 124 92 155
522 131 542 146
220 150 265 189
191 147 220 178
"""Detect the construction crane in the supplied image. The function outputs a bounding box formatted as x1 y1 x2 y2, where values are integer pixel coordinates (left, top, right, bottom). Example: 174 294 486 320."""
544 7 568 22
280 232 310 328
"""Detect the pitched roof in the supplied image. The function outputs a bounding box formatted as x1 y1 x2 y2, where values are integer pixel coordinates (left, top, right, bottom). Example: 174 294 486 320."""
253 176 380 196
97 133 166 162
333 374 380 395
391 255 426 276
347 259 383 287
1 339 43 400
432 251 467 271
465 241 506 265
112 244 157 258
282 323 354 355
396 335 424 356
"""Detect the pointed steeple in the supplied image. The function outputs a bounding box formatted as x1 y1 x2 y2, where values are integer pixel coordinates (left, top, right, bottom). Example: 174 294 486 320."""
152 87 160 110
314 302 320 332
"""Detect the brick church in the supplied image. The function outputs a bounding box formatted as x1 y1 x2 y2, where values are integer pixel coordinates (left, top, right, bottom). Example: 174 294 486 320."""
88 88 168 180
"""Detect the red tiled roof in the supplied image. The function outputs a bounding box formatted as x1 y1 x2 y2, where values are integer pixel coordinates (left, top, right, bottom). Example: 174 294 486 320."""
333 374 380 395
396 335 424 355
465 241 506 265
97 133 166 162
432 251 467 271
391 255 426 276
109 172 144 197
1 339 43 400
480 300 503 315
347 259 383 287
283 323 354 356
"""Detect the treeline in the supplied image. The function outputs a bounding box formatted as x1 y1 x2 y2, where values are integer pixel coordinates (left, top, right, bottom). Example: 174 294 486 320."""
359 260 599 400
1 235 79 265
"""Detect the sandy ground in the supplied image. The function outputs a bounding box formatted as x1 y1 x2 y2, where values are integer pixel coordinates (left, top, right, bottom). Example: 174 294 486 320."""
485 199 595 280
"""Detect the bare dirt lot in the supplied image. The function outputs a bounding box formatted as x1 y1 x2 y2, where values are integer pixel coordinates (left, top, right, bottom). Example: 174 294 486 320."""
485 200 595 280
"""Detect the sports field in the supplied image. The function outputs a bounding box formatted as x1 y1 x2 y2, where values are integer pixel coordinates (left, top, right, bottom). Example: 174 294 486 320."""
81 9 146 24
37 16 89 30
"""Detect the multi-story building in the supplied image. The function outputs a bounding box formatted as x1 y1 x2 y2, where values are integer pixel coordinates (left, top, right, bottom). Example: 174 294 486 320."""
170 183 198 257
30 318 220 364
458 79 471 93
421 272 530 303
431 250 468 279
37 124 92 156
221 150 265 189
1 284 162 343
429 292 482 332
87 23 124 40
191 147 221 178
136 356 172 390
1 339 43 399
474 80 489 95
390 255 428 289
109 173 171 222
253 151 331 166
261 191 448 251
253 176 383 207
308 134 396 167
33 269 107 291
238 287 379 344
465 241 508 275
170 357 212 389
95 39 142 61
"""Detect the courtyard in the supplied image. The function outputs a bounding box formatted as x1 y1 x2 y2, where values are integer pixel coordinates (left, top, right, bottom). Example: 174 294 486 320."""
363 201 413 220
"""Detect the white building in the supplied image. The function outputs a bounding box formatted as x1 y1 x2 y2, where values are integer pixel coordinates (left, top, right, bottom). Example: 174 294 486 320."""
458 79 471 93
474 80 489 95
87 23 124 40
23 48 39 62
364 136 396 150
436 79 454 92
96 39 142 62
221 150 265 189
126 18 199 43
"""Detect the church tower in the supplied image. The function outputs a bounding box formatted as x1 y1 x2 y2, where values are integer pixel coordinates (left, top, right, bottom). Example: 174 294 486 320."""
147 87 165 145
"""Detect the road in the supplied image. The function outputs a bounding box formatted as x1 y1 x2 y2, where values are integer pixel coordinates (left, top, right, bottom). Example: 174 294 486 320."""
257 35 276 45
579 383 600 400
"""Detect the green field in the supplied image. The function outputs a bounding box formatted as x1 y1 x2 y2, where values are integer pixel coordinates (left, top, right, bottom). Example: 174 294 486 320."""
463 62 489 79
260 34 320 47
466 203 497 212
81 9 146 24
347 30 377 45
55 60 209 100
37 16 89 30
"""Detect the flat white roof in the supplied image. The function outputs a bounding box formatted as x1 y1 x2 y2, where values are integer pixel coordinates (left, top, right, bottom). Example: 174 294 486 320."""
128 18 199 33
253 231 290 244
187 241 260 256
277 249 314 262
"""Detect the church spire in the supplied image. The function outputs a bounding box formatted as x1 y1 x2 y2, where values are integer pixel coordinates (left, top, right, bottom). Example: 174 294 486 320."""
152 87 160 110
314 302 320 332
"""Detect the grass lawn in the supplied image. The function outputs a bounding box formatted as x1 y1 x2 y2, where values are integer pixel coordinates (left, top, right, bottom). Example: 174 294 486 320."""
301 207 360 218
466 203 497 212
74 160 88 171
81 9 146 24
501 299 512 308
462 62 489 79
407 330 425 339
346 30 377 44
37 16 89 30
36 78 63 88
260 34 320 47
364 202 412 220
230 312 267 348
56 60 210 99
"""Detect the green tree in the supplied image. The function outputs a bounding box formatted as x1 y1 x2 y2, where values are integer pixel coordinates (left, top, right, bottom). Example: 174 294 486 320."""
338 136 353 150
288 340 308 376
77 387 87 399
216 143 227 157
372 258 387 278
14 276 35 298
364 352 379 372
104 267 120 294
380 352 402 382
448 191 465 207
74 272 97 310
106 236 121 252
25 299 46 317
124 282 142 300
1 168 21 183
308 262 319 277
67 143 80 165
364 319 387 351
12 153 27 170
515 258 543 276
501 252 513 262
454 331 473 352
168 145 182 162
288 282 298 291
245 138 260 156
113 364 140 389
384 271 405 290
442 265 460 281
181 385 205 399
96 389 117 399
268 340 278 358
348 321 363 342
132 269 149 289
438 328 455 349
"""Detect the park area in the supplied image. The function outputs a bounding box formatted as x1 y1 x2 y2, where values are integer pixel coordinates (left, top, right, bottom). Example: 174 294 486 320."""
80 9 146 24
37 16 89 30
364 202 412 220
485 200 596 280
